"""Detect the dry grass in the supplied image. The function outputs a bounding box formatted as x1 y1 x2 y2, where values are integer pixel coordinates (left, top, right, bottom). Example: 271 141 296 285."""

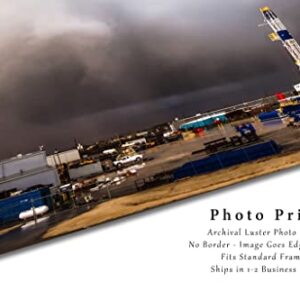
0 224 21 236
44 151 300 239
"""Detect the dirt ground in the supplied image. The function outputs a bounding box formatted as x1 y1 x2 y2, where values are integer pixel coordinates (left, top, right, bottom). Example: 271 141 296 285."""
0 224 21 236
43 149 300 240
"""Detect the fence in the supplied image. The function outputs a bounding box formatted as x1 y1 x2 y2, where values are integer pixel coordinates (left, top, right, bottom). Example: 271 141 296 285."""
0 187 96 228
0 188 53 226
0 140 282 230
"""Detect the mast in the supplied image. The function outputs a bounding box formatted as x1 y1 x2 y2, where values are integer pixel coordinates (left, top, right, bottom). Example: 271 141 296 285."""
260 6 300 70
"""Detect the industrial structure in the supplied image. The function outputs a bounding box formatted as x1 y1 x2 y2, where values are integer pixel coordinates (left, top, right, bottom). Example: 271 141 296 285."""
68 161 103 180
260 6 300 82
0 151 60 194
175 6 300 131
1 6 300 230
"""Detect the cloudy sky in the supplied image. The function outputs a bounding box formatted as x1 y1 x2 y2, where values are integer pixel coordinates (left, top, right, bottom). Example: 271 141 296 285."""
0 0 299 158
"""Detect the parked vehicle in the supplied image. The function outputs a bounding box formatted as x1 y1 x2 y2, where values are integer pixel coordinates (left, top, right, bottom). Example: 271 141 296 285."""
113 154 143 169
121 138 147 151
163 131 183 143
235 123 258 142
202 123 259 154
102 148 118 155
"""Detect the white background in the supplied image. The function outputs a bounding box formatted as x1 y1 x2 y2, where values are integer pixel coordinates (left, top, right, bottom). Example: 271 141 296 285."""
1 166 300 299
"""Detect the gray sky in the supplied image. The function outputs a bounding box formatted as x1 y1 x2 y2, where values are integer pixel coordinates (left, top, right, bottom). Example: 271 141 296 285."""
0 0 299 158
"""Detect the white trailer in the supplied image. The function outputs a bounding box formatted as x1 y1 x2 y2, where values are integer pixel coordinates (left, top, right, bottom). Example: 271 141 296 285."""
47 149 81 167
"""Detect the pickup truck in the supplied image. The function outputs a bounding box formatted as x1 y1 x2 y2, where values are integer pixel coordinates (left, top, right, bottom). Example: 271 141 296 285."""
113 154 143 169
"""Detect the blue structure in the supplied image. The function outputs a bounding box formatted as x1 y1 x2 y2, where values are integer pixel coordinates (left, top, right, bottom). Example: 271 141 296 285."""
0 187 52 225
282 104 300 115
235 123 256 136
258 111 280 122
260 7 300 70
289 110 300 122
174 140 281 180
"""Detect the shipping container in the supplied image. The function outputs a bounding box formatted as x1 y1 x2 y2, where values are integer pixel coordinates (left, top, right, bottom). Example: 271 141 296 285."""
258 111 280 121
0 187 52 225
47 149 81 167
282 104 300 114
69 162 103 180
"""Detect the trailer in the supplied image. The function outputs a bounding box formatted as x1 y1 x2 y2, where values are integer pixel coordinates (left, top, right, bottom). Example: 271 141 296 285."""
202 137 243 154
192 123 259 155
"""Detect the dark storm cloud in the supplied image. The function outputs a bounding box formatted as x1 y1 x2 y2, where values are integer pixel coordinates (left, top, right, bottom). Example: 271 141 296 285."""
1 28 278 125
0 0 299 157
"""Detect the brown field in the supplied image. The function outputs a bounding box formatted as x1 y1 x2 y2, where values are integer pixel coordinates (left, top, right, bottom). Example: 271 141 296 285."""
43 149 300 240
0 224 21 236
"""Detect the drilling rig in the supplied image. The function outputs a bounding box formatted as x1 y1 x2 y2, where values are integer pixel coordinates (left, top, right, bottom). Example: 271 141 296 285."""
260 6 300 93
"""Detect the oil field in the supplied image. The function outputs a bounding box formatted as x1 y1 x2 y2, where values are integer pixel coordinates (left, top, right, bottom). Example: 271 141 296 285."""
1 6 300 254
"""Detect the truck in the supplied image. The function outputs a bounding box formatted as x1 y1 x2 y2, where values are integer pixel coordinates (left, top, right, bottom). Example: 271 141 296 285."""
234 123 258 142
113 154 143 169
194 123 259 155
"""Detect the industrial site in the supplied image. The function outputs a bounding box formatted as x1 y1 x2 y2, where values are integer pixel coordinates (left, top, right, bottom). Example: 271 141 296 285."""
1 6 300 254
